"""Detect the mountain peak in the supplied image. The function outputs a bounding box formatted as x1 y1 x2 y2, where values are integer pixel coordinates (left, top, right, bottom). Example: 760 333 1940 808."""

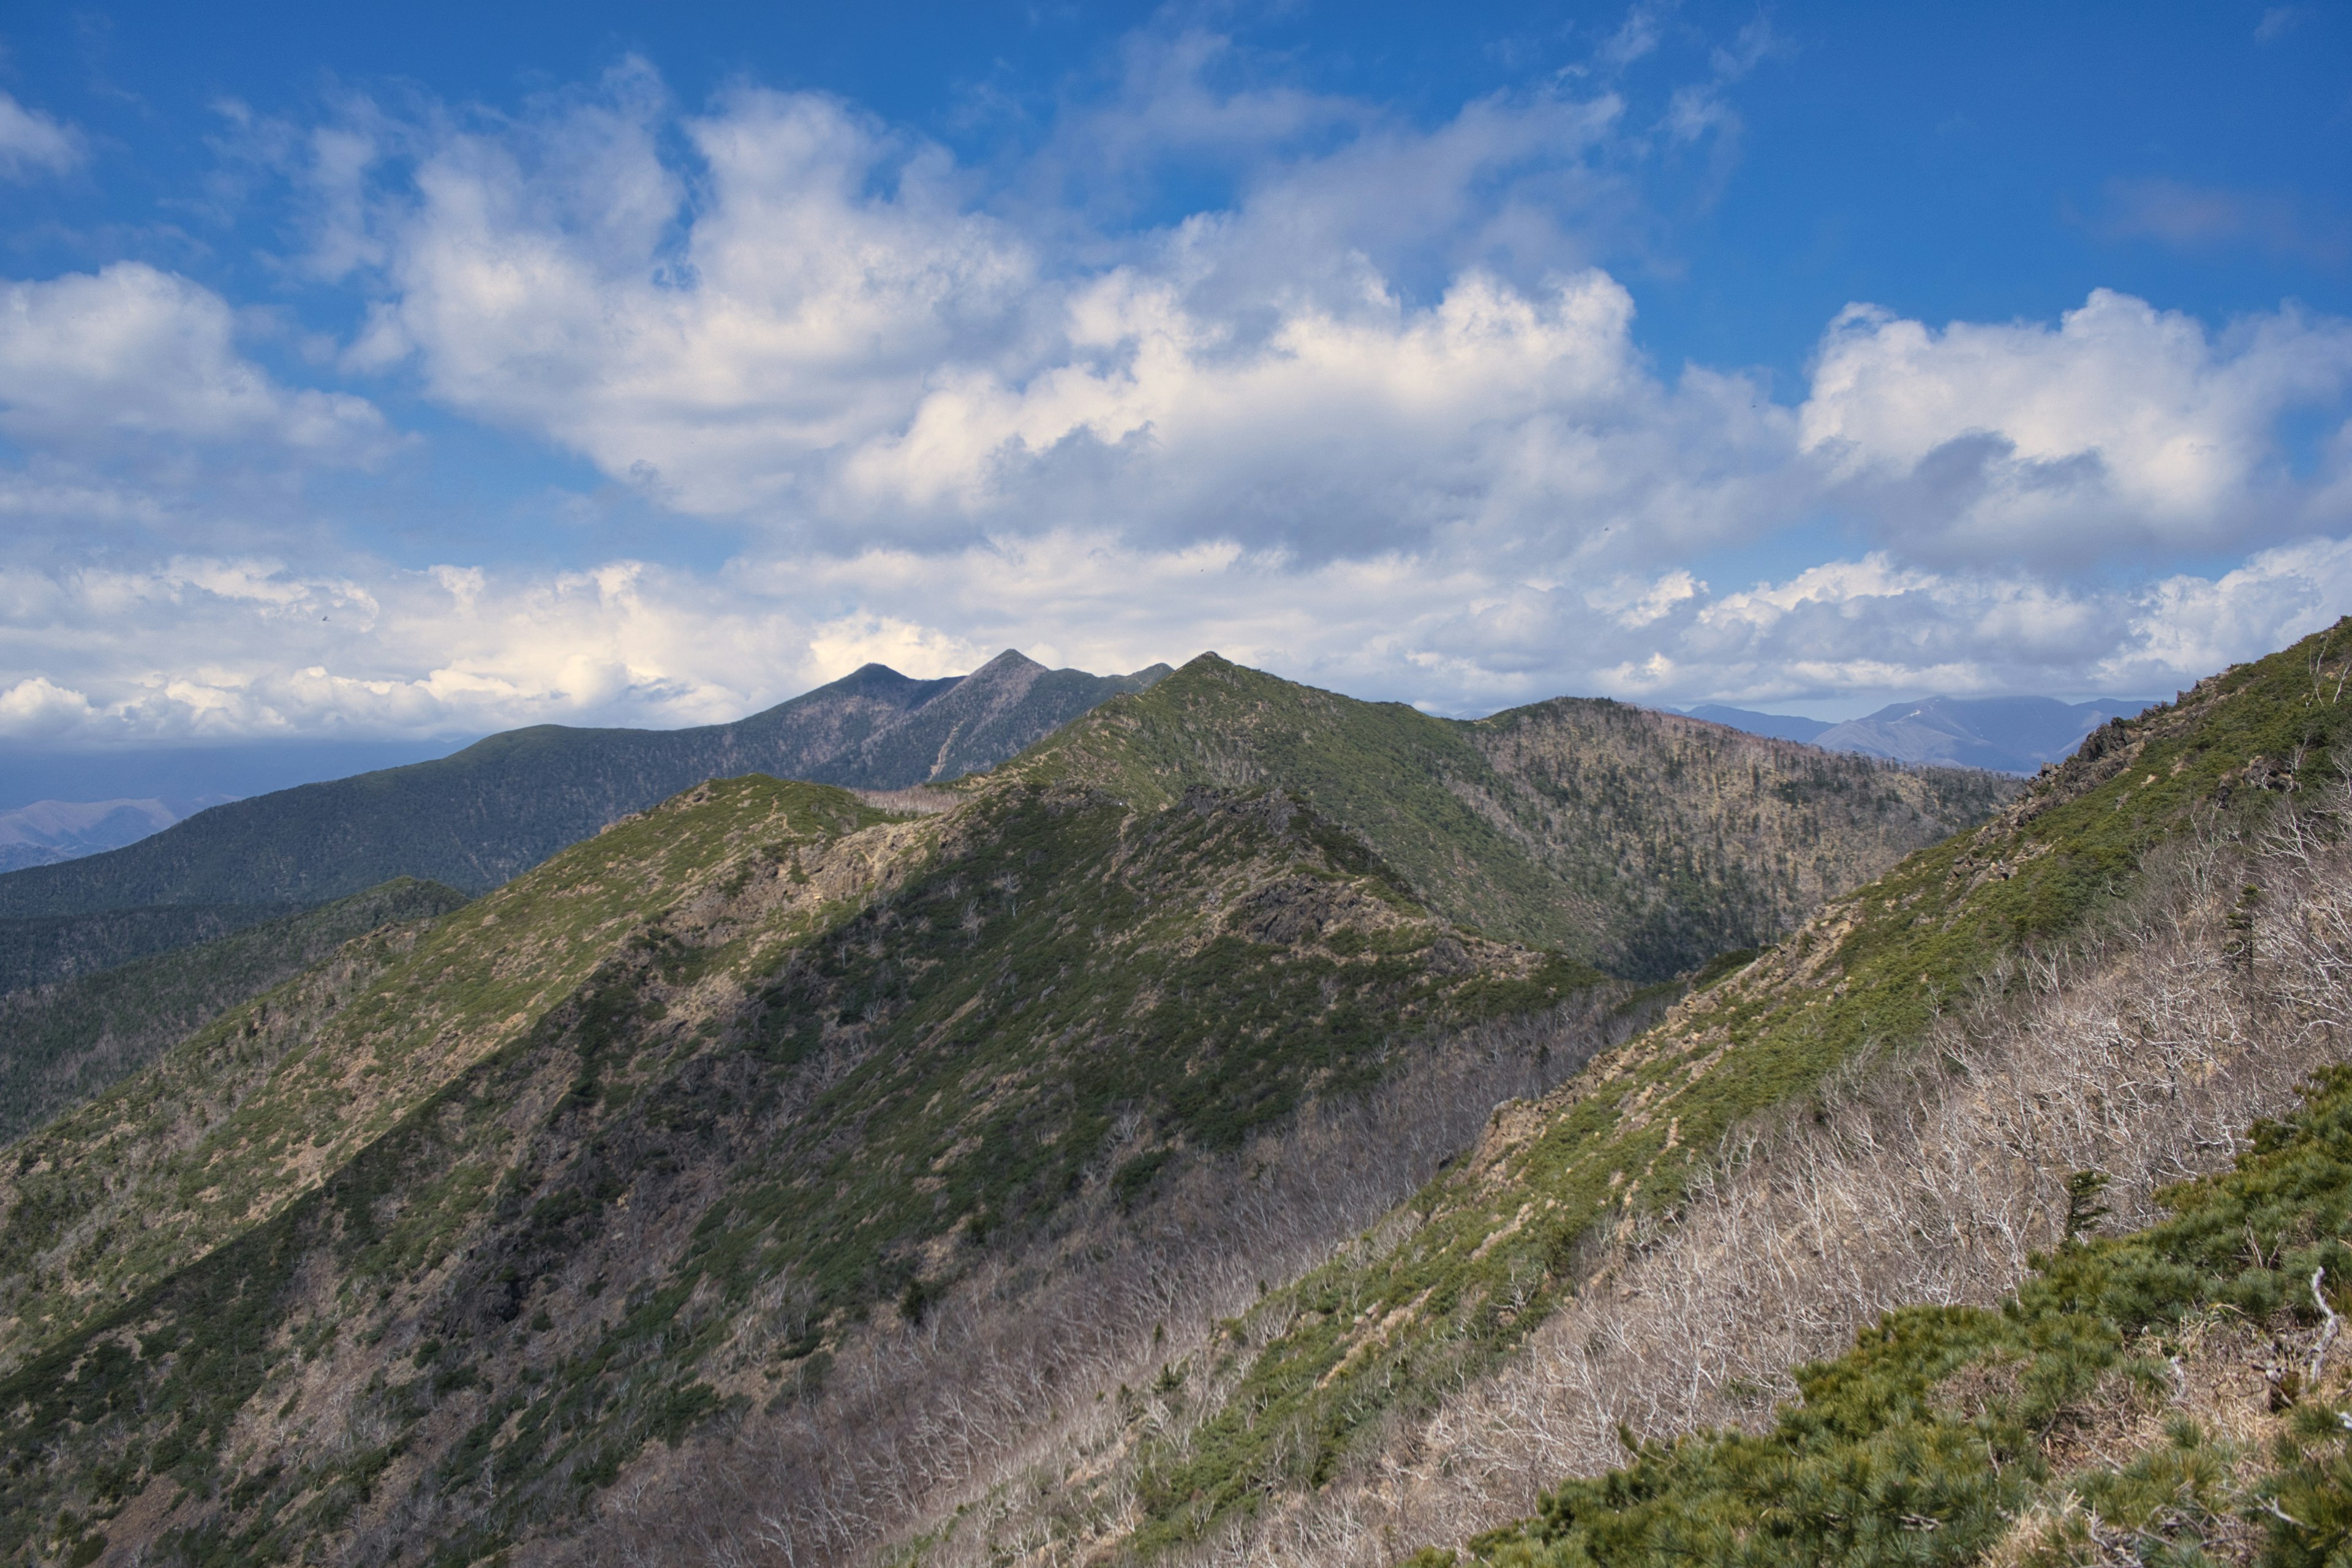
969 648 1046 676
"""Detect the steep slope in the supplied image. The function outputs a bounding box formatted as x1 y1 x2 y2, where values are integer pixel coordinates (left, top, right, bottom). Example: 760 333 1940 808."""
0 654 2039 1568
1028 655 2014 978
890 622 2352 1567
0 757 1627 1566
0 650 1162 926
0 878 469 1145
1450 809 2352 1568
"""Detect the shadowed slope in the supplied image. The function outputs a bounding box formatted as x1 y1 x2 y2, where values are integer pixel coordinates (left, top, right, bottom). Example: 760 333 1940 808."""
0 878 469 1145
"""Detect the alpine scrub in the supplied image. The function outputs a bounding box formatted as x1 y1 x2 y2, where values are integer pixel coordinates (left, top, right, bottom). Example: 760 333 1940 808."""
1447 1060 2352 1568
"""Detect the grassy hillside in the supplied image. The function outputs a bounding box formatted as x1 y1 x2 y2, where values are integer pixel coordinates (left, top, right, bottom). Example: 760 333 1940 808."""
1030 655 2012 978
893 622 2352 1566
0 652 2054 1567
1459 1058 2352 1568
0 878 468 1145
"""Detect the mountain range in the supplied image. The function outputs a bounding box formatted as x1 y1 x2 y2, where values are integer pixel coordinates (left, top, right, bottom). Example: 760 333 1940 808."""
1687 693 2152 773
0 650 1165 991
0 649 2020 1567
4 628 2338 1568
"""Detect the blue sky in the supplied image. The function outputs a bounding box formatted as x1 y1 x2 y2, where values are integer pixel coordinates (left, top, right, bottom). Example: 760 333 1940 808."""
0 0 2346 752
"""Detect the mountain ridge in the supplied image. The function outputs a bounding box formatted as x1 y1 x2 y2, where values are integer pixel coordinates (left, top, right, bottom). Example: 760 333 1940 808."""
0 650 2027 1567
0 650 1167 981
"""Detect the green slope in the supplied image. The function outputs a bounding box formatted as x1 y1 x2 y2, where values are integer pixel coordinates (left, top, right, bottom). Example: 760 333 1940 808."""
0 652 2057 1567
0 878 469 1146
0 762 1609 1565
1039 620 2352 1560
1029 654 2012 978
0 902 306 994
1458 1063 2352 1568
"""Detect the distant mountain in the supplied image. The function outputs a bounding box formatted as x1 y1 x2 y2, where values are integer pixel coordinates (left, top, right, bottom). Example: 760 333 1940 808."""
0 648 1166 944
0 739 467 817
1681 704 1834 745
0 798 180 873
1814 694 2152 774
1684 695 2153 774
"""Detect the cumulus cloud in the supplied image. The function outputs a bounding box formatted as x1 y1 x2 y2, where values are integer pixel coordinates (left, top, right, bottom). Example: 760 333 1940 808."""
0 92 83 180
315 65 1796 561
1 39 2348 744
352 74 1033 516
0 263 394 461
287 65 2352 587
4 531 2348 744
1800 289 2352 564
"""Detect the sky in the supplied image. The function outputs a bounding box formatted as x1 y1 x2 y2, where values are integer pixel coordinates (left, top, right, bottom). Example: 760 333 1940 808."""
0 0 2348 757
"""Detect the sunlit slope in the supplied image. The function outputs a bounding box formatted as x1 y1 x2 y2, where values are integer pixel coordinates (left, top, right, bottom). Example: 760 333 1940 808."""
0 757 1608 1565
943 620 2352 1564
1028 653 2013 978
0 779 919 1365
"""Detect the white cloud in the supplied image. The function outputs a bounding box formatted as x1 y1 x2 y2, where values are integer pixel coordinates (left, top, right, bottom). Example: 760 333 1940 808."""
363 75 1033 516
323 70 1796 564
0 263 394 461
0 44 2347 744
4 531 2346 744
2256 7 2305 43
0 92 83 180
1800 290 2352 563
312 69 2352 592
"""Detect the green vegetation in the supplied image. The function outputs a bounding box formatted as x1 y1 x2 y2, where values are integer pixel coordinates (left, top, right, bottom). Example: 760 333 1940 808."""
0 902 304 994
0 878 468 1144
1452 1058 2352 1568
0 652 1156 939
0 763 1601 1566
1030 654 2011 979
0 631 2237 1568
1090 622 2352 1556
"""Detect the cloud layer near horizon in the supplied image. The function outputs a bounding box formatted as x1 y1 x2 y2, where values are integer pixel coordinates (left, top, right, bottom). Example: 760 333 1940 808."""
2 45 2348 743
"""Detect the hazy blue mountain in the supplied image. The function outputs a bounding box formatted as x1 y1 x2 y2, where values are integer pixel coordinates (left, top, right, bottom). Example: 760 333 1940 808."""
0 739 472 815
0 650 1167 930
1812 695 2154 774
1681 704 1834 744
0 798 183 872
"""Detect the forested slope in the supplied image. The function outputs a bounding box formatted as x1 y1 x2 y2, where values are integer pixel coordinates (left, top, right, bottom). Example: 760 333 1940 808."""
1031 655 2013 978
0 878 467 1144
